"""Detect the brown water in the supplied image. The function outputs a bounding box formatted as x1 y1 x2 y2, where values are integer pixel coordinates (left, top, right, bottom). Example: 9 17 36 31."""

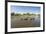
11 16 40 28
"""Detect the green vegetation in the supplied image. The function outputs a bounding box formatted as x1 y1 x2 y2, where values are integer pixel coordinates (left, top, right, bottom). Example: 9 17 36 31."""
11 13 40 16
11 12 15 16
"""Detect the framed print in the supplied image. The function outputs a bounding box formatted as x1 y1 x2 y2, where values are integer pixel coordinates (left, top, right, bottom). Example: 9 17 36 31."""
5 1 45 33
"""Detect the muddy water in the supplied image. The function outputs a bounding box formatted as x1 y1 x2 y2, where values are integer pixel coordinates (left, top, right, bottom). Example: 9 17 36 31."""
11 16 40 28
31 16 40 27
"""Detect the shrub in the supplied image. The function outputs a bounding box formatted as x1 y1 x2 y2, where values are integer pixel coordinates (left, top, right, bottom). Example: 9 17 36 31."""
11 13 15 16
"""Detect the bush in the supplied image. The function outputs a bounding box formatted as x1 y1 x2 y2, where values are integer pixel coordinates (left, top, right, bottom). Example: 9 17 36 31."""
11 13 15 16
23 14 26 15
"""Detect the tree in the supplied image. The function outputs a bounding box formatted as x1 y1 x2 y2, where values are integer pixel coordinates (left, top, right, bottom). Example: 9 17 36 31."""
26 13 30 15
15 14 21 16
23 13 26 15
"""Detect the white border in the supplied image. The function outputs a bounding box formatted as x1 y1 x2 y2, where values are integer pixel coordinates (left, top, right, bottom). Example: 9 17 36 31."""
7 2 43 32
